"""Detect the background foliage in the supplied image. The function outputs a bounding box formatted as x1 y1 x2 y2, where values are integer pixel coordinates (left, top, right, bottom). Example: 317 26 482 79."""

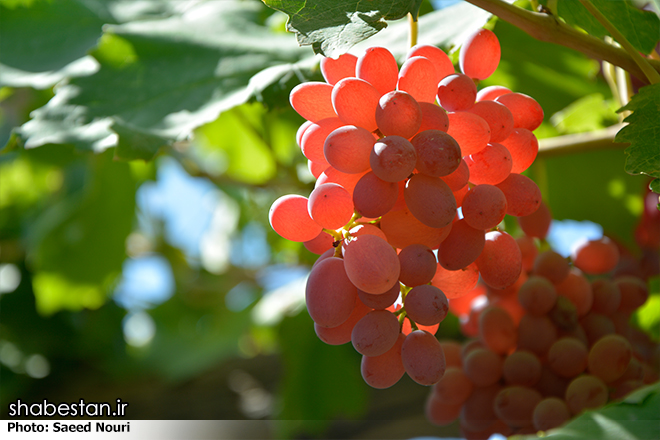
0 0 658 439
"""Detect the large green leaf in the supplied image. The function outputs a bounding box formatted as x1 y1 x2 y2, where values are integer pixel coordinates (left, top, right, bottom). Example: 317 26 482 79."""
616 83 660 193
557 0 660 55
12 0 313 159
262 0 423 57
514 382 660 440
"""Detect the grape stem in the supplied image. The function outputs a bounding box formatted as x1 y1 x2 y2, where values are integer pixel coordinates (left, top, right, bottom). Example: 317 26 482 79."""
537 123 627 157
462 0 660 83
578 0 660 85
408 12 418 48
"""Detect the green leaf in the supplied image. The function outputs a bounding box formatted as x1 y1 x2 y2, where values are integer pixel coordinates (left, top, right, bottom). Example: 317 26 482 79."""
514 382 660 440
633 276 660 342
550 94 619 135
557 0 660 55
15 0 312 159
262 0 423 57
615 84 660 191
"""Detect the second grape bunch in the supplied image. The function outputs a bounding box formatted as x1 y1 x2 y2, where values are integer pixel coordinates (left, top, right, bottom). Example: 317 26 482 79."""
270 29 544 388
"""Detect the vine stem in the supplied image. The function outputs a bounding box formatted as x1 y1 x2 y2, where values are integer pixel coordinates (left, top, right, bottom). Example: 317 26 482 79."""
578 0 660 85
408 12 418 48
537 123 627 157
462 0 660 83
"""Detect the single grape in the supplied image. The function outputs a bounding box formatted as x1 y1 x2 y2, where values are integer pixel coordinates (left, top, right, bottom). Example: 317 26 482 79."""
303 230 335 255
351 309 400 357
533 397 571 431
375 91 423 139
352 171 398 219
437 73 477 111
308 183 354 230
418 102 449 133
370 135 417 182
440 159 470 191
425 395 462 427
476 85 511 102
432 262 480 299
437 219 485 270
306 257 358 328
380 208 453 250
495 92 544 131
269 194 322 242
496 173 541 217
314 299 370 345
398 244 437 287
533 250 570 284
439 340 463 368
464 347 503 387
547 337 588 378
565 375 608 414
406 45 455 83
500 127 538 173
571 236 620 275
404 174 457 228
588 334 632 383
476 231 522 290
432 366 474 405
323 125 374 174
465 142 513 186
461 184 507 230
478 306 517 354
358 282 400 310
503 350 542 387
360 332 406 389
446 112 491 156
332 77 381 131
397 56 438 103
289 81 337 122
356 46 398 96
411 130 462 177
343 234 400 294
404 284 449 326
401 330 446 385
517 314 558 357
556 268 593 317
518 200 551 239
300 117 344 164
615 276 649 313
460 28 501 80
320 53 357 85
467 100 514 143
518 275 557 316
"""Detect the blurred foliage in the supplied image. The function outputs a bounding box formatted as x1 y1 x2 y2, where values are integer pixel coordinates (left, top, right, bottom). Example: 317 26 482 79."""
0 0 658 439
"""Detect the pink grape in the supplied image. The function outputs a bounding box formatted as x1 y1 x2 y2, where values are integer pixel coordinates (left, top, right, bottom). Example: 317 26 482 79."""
478 306 517 354
289 81 337 122
323 125 374 174
464 347 503 387
533 250 570 284
446 112 491 156
467 100 514 143
358 282 400 310
591 279 621 315
500 128 538 173
404 284 449 326
343 234 400 294
407 44 455 83
301 117 344 164
356 46 398 96
296 120 314 147
370 136 417 182
517 235 538 272
556 268 593 317
476 231 522 290
461 184 507 230
401 330 446 385
431 262 480 299
375 91 422 138
361 333 406 389
308 183 354 230
307 160 328 179
432 366 474 405
303 230 335 255
460 28 501 80
476 85 511 102
352 171 398 218
380 208 453 250
440 159 470 191
465 142 512 185
398 56 439 103
404 174 457 228
351 309 400 356
437 219 485 270
320 53 357 85
411 130 462 177
332 77 380 131
493 386 542 429
398 244 437 287
269 194 321 242
437 73 477 111
571 236 620 275
518 200 551 239
503 350 542 386
305 257 358 327
518 275 558 316
496 173 541 217
417 102 449 133
495 92 544 131
314 299 370 345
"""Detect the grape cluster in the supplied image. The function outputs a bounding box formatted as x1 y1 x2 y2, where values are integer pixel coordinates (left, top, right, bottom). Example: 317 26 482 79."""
425 203 660 438
269 28 547 388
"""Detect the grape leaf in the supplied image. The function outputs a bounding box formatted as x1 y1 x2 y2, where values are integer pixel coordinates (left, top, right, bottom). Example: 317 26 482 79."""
262 0 423 57
12 0 313 160
557 0 660 55
615 84 660 193
513 382 660 440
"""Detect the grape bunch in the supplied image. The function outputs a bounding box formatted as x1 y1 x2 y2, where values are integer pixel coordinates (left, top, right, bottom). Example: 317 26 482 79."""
269 29 547 388
425 203 660 438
